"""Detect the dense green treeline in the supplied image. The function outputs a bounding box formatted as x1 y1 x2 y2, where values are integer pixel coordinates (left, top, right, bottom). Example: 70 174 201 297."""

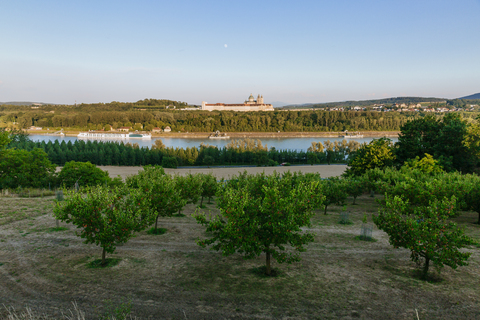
4 99 479 132
5 136 358 170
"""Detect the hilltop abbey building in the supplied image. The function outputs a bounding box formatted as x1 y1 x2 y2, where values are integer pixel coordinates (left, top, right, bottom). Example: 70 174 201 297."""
201 94 274 111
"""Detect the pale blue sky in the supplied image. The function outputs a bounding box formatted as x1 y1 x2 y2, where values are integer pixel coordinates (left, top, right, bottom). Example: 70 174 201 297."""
1 0 479 105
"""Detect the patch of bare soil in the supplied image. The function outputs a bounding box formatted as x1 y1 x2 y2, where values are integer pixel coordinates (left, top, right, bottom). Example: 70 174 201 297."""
0 194 479 319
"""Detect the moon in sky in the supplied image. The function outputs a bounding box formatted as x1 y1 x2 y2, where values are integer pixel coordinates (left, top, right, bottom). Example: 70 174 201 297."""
224 44 228 48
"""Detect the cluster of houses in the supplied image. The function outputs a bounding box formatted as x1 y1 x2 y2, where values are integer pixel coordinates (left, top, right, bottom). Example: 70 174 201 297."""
112 126 172 133
320 103 477 113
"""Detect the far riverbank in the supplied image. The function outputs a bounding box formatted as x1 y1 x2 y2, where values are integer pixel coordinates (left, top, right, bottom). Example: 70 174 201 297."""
28 130 399 138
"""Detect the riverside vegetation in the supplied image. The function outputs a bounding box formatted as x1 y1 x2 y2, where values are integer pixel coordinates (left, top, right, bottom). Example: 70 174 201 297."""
2 98 480 133
1 113 480 318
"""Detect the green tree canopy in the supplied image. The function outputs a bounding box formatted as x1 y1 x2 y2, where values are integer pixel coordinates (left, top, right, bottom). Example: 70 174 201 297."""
53 186 154 265
345 138 395 177
57 161 111 188
0 148 55 189
374 195 474 279
396 114 476 172
195 172 320 275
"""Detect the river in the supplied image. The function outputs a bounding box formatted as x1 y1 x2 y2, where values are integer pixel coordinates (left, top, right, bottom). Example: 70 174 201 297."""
29 135 398 151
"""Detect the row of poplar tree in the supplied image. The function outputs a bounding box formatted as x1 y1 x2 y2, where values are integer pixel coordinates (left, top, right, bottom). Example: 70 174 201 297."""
7 135 360 168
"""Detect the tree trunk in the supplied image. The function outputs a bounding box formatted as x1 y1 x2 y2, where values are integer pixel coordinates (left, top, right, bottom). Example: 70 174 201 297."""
200 196 204 207
477 211 480 225
266 251 271 276
56 219 59 228
324 205 328 215
353 196 357 205
102 247 106 266
422 256 430 279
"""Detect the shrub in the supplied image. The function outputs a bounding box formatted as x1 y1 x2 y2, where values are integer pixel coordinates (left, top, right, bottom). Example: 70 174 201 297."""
57 161 110 188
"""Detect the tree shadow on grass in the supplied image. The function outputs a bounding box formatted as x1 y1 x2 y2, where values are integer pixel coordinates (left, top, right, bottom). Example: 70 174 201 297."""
87 258 121 268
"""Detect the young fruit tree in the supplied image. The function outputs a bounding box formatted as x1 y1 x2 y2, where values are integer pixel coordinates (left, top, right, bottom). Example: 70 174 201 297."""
53 186 154 265
373 195 475 279
194 174 321 276
125 165 165 189
199 173 218 206
343 176 367 205
175 173 203 212
321 177 347 214
126 165 186 233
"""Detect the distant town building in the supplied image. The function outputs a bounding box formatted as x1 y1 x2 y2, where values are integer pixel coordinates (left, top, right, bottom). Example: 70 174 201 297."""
152 127 162 133
118 127 131 132
201 94 274 112
163 126 172 133
29 126 42 130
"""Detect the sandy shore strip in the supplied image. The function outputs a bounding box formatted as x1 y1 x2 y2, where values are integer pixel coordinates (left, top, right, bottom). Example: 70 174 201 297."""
95 165 347 180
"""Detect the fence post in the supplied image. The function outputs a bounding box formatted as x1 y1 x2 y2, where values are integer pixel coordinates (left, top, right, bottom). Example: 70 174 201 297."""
55 190 64 228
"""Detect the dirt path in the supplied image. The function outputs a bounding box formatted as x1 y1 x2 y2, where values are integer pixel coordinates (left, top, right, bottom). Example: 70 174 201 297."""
96 164 347 180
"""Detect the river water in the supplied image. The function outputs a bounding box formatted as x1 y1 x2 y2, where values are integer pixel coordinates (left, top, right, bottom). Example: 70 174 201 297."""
29 135 398 151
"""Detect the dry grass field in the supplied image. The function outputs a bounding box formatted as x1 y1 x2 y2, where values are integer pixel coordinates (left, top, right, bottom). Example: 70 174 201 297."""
0 168 479 319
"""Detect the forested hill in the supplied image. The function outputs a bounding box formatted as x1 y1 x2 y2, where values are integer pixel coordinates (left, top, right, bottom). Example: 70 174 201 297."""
0 99 192 112
284 97 447 109
460 93 480 99
0 101 50 106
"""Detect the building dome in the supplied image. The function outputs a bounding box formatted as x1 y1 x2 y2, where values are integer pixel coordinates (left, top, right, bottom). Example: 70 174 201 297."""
248 94 254 101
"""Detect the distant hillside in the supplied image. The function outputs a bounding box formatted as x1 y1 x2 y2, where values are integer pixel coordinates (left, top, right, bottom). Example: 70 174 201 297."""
0 101 48 106
271 101 290 108
282 97 446 109
460 93 480 99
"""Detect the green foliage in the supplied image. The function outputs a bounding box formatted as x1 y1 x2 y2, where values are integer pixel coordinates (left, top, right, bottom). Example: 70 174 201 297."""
108 175 124 188
194 172 320 275
127 167 186 232
176 173 203 205
345 138 395 177
343 176 367 205
53 186 154 265
396 114 476 172
0 148 55 189
403 153 444 174
57 161 111 188
374 195 475 279
321 177 348 214
125 165 165 188
9 132 360 168
464 114 480 159
199 173 218 206
0 131 11 150
161 156 178 168
460 174 480 224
